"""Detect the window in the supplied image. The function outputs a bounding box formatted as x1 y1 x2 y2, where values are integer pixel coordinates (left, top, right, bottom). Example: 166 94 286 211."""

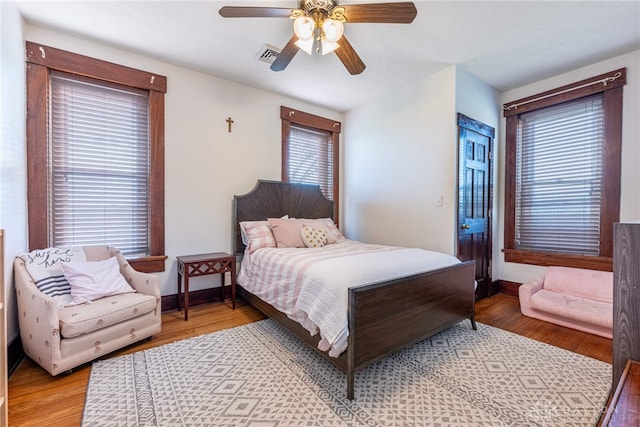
515 95 604 254
281 106 340 215
503 69 625 271
49 72 150 256
26 42 167 272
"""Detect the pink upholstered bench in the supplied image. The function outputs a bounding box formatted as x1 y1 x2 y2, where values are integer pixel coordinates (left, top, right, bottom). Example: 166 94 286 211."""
518 266 613 339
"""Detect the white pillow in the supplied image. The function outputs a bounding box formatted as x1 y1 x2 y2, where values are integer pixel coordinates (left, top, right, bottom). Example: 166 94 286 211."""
60 256 135 305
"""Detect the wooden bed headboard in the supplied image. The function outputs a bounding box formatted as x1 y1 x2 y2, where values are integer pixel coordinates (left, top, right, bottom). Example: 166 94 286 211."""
233 180 335 256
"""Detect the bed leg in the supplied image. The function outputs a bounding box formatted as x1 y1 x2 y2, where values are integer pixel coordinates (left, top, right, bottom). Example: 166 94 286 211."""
470 313 477 330
347 371 355 400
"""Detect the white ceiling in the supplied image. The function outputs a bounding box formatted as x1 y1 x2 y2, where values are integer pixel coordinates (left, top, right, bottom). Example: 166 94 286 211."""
14 0 640 112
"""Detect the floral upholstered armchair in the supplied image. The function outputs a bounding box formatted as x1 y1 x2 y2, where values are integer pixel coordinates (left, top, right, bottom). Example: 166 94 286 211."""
14 245 161 375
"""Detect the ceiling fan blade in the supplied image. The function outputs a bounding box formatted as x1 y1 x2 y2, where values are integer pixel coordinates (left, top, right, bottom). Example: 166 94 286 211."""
342 2 417 23
334 36 366 75
271 35 300 72
219 6 293 18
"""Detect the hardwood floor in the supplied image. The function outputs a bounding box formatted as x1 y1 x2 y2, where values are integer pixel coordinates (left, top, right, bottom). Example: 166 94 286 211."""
8 294 612 426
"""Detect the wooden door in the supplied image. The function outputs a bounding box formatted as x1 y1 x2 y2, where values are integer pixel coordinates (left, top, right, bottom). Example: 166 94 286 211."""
457 114 494 300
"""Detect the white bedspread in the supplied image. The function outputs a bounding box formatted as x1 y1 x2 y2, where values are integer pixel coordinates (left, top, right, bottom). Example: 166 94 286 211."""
238 240 461 357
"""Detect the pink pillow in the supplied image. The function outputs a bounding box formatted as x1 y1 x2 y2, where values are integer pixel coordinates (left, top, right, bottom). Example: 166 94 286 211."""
239 221 276 253
268 218 306 248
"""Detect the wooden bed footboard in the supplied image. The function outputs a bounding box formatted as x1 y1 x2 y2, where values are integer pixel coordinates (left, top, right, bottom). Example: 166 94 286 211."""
346 260 476 399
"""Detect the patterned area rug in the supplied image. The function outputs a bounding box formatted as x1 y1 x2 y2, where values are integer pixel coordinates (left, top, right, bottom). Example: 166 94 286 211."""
83 319 611 426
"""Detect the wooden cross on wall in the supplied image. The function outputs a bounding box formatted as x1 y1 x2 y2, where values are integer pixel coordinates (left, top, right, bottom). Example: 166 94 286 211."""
226 117 234 133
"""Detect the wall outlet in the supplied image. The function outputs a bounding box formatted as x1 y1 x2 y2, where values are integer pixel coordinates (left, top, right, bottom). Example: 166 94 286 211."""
224 271 232 283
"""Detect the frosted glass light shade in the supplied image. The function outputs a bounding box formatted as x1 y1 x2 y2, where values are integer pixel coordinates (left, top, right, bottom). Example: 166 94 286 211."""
295 37 315 55
321 39 340 55
293 16 315 40
322 19 344 43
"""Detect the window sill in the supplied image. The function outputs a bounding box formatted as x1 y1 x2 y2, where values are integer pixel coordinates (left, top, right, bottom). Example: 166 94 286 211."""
502 249 612 272
127 255 167 273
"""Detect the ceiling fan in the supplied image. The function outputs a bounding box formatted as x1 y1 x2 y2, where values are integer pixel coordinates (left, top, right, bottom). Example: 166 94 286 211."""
219 1 417 75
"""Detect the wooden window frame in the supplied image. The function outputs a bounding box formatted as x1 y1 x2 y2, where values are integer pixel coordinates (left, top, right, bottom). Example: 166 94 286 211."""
503 68 625 271
25 41 167 272
280 106 341 222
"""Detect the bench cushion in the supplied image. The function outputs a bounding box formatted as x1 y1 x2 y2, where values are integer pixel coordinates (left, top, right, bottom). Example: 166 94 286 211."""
59 292 157 339
530 289 613 329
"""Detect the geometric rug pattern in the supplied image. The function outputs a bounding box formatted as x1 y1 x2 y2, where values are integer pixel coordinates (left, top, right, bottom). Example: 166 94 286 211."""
83 319 611 426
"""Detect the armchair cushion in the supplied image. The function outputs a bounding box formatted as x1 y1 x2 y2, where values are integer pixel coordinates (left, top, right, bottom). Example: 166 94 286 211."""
60 256 135 305
59 292 157 338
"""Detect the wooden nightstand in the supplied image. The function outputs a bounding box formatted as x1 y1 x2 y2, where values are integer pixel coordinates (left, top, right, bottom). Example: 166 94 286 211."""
176 252 236 320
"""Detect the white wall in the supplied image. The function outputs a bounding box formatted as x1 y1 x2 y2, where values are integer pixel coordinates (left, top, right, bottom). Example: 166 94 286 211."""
455 67 501 131
496 50 640 284
343 66 499 256
0 24 343 344
343 66 458 253
0 1 28 347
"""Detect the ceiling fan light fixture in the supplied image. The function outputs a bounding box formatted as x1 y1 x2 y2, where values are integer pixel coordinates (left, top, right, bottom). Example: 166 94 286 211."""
220 1 417 74
322 18 344 43
293 16 315 40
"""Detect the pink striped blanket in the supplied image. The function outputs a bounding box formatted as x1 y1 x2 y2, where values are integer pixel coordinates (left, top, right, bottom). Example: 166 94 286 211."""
238 239 461 357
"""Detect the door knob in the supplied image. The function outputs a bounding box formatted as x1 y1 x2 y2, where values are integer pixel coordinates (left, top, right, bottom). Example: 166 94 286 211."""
461 224 470 230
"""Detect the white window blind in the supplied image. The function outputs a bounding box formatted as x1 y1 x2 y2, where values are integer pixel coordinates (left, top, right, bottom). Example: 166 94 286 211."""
287 124 334 200
515 94 604 255
49 71 150 256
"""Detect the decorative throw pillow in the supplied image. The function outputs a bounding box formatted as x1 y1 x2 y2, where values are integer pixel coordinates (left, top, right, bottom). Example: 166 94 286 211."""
268 218 306 248
239 221 277 253
302 218 344 244
300 226 328 248
60 256 135 305
20 246 87 306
